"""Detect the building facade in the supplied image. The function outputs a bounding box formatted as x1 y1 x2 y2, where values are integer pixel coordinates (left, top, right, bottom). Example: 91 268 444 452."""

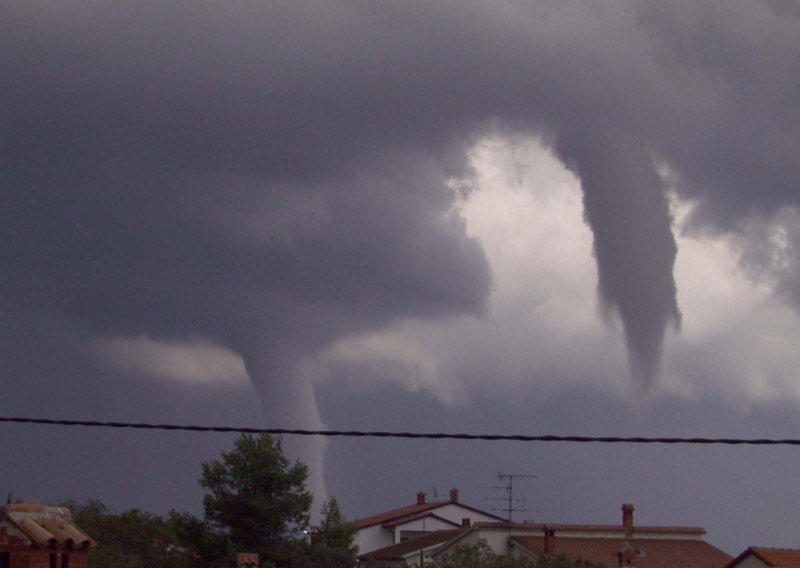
363 502 731 567
354 488 504 556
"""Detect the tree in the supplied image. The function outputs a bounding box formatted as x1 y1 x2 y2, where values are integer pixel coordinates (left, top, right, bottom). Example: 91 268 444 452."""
65 499 198 568
310 497 357 556
432 542 532 568
536 556 605 568
200 434 313 563
293 497 358 568
431 542 605 568
167 510 229 567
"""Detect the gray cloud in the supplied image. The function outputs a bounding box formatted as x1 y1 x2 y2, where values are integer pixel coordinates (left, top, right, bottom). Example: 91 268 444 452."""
4 0 800 516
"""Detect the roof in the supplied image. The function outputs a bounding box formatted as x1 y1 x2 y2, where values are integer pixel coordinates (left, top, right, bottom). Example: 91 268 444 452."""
354 500 450 529
727 547 800 567
354 498 502 529
432 521 711 561
359 529 464 560
511 535 732 568
545 523 704 536
1 503 96 549
382 511 461 528
470 521 704 536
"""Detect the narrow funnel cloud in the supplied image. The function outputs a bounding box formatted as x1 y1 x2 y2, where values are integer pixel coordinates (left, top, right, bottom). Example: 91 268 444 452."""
241 347 327 507
557 129 681 388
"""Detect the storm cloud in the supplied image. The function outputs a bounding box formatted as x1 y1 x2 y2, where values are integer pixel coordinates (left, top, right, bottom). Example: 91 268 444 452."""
3 0 800 519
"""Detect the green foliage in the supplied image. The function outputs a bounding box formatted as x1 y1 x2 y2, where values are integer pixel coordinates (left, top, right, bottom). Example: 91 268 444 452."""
200 434 313 563
65 499 198 568
432 542 532 568
57 434 356 567
290 543 354 568
291 497 358 568
311 497 357 557
167 510 229 566
536 556 605 568
431 542 605 568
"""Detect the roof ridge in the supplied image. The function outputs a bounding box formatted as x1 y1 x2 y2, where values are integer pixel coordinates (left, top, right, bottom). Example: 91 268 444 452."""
354 499 450 529
753 546 800 551
382 511 462 528
472 521 704 534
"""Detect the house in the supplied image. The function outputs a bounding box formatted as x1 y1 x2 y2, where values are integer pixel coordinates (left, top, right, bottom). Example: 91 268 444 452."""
726 547 800 567
0 503 95 568
430 503 731 567
358 529 462 567
354 488 504 556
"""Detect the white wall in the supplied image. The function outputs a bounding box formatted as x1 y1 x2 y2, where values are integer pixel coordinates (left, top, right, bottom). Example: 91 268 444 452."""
356 501 499 555
392 515 459 542
0 520 31 546
430 503 499 524
355 524 392 556
730 555 769 568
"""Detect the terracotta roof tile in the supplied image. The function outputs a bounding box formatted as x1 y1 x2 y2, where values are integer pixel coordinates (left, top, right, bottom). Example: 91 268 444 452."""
354 500 450 529
511 535 731 568
548 523 705 535
472 521 544 530
727 547 800 567
1 503 96 548
355 499 502 529
754 548 800 567
359 529 464 560
471 521 704 535
381 511 461 528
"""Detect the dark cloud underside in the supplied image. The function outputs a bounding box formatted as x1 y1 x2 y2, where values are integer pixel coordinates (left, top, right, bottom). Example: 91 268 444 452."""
6 2 799 391
3 2 800 528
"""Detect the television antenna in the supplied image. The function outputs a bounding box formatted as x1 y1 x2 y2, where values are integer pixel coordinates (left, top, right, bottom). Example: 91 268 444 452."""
488 472 537 521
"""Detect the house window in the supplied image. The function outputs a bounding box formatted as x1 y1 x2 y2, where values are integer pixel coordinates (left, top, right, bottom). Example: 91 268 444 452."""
49 554 57 568
0 552 10 568
62 554 70 568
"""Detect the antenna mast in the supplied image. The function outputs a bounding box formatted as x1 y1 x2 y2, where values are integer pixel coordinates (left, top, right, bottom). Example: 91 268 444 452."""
494 472 536 521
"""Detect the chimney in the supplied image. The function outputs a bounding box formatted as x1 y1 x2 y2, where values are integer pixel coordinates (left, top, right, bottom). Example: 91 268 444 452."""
543 526 556 555
621 504 634 536
416 492 426 505
450 488 460 503
461 518 471 527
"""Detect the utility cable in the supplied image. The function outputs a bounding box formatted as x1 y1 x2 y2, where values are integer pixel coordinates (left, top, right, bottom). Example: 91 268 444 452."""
0 416 798 445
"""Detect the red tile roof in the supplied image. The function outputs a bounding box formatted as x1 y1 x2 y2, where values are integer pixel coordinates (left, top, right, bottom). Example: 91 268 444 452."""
381 511 461 528
727 547 800 567
359 529 464 560
354 500 450 529
511 535 731 568
548 523 705 535
470 521 704 535
354 498 503 529
1 503 96 549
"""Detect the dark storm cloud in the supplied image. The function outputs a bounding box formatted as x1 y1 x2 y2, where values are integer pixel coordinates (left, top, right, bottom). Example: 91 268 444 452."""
4 1 800 411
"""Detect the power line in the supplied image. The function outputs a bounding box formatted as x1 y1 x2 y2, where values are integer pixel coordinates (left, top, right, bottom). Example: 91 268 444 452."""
0 416 798 445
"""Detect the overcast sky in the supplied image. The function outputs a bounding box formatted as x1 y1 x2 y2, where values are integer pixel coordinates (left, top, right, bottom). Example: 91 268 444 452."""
3 0 800 555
